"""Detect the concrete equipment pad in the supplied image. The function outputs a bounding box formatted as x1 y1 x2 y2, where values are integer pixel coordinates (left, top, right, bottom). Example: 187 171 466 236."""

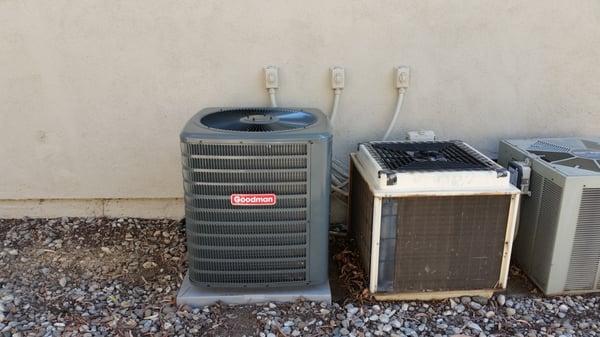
176 273 332 306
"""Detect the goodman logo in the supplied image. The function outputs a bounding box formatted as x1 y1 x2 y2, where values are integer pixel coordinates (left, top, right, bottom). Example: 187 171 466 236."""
230 193 277 206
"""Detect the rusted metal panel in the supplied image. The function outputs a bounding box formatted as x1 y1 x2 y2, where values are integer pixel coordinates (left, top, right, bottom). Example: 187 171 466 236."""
349 158 374 272
391 194 511 292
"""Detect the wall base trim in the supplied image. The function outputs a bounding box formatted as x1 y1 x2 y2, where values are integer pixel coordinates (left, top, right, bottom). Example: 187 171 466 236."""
0 198 184 219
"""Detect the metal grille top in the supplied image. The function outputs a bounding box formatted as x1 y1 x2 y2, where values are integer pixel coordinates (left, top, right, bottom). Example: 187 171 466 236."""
200 108 317 132
365 141 499 172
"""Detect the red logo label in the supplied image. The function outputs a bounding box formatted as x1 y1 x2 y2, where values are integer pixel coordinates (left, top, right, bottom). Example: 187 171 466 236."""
230 193 277 206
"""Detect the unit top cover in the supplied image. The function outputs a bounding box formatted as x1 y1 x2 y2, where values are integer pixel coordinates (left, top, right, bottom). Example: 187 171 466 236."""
504 137 600 176
355 140 515 195
181 107 330 142
362 141 501 173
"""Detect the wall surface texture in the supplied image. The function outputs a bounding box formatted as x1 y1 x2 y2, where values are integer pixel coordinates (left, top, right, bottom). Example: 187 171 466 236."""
1 0 600 217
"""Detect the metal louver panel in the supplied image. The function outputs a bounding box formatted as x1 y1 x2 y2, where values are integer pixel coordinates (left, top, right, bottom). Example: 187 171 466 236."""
183 170 307 183
185 196 307 209
188 233 307 247
184 183 307 196
190 258 306 272
186 221 307 235
182 143 307 156
513 171 543 272
183 142 310 287
530 178 563 290
183 157 307 170
566 188 600 291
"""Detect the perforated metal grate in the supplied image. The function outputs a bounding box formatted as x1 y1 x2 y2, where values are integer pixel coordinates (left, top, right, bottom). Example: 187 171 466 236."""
364 141 499 172
182 142 310 287
566 188 600 291
527 140 600 172
529 140 571 153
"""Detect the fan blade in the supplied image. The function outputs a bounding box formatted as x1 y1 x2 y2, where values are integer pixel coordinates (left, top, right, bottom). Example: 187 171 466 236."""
200 108 316 132
554 158 600 173
530 151 574 163
581 139 600 150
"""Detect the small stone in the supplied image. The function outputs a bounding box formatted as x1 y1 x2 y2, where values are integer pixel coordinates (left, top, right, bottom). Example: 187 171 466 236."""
267 333 276 337
469 302 482 310
455 304 466 313
59 277 67 287
340 328 349 335
391 319 402 328
467 322 482 331
7 249 18 256
558 304 569 313
382 324 392 332
506 308 516 316
268 303 277 309
485 311 495 318
142 261 157 269
473 296 488 305
291 330 301 337
461 297 472 304
100 247 111 254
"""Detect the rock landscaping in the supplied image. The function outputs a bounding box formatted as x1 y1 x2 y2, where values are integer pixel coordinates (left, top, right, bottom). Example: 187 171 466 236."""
1 217 599 336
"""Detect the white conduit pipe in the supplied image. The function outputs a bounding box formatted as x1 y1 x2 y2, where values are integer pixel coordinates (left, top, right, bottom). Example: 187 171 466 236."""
268 88 278 107
382 87 407 141
329 88 342 126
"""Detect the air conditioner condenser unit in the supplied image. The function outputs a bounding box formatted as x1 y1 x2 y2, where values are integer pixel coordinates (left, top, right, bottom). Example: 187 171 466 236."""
350 140 521 300
178 107 331 293
498 137 600 295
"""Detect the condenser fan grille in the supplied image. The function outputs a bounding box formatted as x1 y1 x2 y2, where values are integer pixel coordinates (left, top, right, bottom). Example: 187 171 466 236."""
200 108 317 132
366 141 499 172
528 140 600 173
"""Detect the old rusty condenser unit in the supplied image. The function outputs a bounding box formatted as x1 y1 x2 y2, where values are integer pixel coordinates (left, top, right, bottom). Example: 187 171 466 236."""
349 140 521 300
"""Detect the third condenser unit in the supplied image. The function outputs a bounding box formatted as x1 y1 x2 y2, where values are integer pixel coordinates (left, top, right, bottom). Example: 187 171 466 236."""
350 140 521 300
499 137 600 295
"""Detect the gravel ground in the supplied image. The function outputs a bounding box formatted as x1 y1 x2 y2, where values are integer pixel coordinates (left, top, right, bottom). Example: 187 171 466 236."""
1 218 600 337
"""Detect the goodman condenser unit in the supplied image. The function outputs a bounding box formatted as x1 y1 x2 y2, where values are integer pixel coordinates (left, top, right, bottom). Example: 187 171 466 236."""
498 137 600 295
350 141 521 300
180 108 331 288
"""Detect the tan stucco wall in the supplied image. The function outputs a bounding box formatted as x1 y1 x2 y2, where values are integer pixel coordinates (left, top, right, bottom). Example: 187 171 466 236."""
1 1 600 216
